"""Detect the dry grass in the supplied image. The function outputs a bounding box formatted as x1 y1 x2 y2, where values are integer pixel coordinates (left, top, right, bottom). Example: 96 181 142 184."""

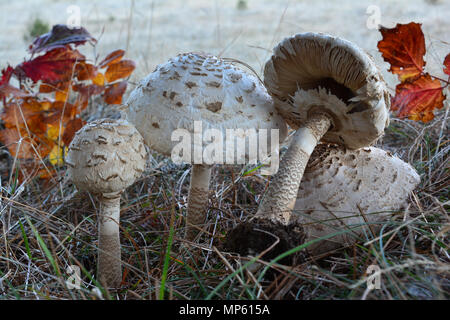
0 104 448 300
0 0 449 301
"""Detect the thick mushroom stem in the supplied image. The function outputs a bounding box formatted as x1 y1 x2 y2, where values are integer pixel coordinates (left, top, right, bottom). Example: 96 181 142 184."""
186 164 212 241
256 113 331 224
97 193 122 288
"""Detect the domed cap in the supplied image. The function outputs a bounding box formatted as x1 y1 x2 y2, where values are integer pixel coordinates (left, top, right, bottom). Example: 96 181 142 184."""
292 144 420 254
67 119 147 195
125 52 287 163
264 33 390 150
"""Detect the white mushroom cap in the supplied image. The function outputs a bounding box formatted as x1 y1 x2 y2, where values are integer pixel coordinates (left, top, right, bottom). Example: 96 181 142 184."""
264 33 390 150
67 119 147 195
291 144 420 254
125 52 287 163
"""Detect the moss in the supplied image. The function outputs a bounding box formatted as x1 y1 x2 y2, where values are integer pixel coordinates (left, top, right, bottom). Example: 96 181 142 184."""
24 17 50 42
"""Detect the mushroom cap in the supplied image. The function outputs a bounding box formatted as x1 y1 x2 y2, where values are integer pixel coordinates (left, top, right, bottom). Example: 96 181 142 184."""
125 52 287 163
291 144 420 254
264 33 390 150
67 119 147 195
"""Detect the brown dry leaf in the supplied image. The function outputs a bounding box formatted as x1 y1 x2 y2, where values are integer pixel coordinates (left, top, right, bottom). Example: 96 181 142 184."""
72 83 105 110
75 61 98 81
45 101 79 126
28 24 97 55
62 118 84 146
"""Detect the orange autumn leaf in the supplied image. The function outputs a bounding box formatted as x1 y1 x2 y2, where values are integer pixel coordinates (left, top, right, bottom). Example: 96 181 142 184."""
1 99 47 134
103 81 127 105
0 24 136 179
0 127 54 159
92 72 105 86
378 22 426 81
105 60 135 83
99 49 125 68
54 82 70 102
391 74 445 122
75 61 98 81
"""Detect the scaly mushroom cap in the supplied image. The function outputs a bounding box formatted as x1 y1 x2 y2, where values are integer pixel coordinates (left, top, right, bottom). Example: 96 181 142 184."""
125 52 287 163
264 33 390 149
291 144 420 254
67 119 147 195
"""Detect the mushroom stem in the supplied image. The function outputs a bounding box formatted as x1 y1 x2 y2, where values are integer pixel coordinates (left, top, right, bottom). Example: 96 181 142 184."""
186 164 212 241
256 113 331 224
97 194 122 288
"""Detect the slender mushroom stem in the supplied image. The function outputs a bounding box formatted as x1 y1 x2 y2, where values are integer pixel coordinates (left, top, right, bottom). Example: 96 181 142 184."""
256 113 331 224
97 193 122 288
186 164 212 241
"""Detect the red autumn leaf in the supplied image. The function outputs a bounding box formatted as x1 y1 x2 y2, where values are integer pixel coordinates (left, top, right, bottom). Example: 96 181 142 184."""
99 49 125 69
62 118 84 145
0 66 28 99
29 24 97 55
105 60 136 83
391 74 445 122
444 53 450 76
0 66 14 89
16 46 85 84
103 81 127 105
378 22 426 81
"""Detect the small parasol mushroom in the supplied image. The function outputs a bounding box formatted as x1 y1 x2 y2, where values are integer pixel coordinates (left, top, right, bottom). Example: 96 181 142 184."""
67 119 147 288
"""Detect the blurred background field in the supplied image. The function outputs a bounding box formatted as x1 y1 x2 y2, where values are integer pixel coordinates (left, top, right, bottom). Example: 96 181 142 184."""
1 0 450 87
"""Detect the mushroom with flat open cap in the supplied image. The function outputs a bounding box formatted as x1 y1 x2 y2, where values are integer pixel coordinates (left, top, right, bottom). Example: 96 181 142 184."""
257 32 390 225
125 52 287 241
225 144 420 261
66 118 147 288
